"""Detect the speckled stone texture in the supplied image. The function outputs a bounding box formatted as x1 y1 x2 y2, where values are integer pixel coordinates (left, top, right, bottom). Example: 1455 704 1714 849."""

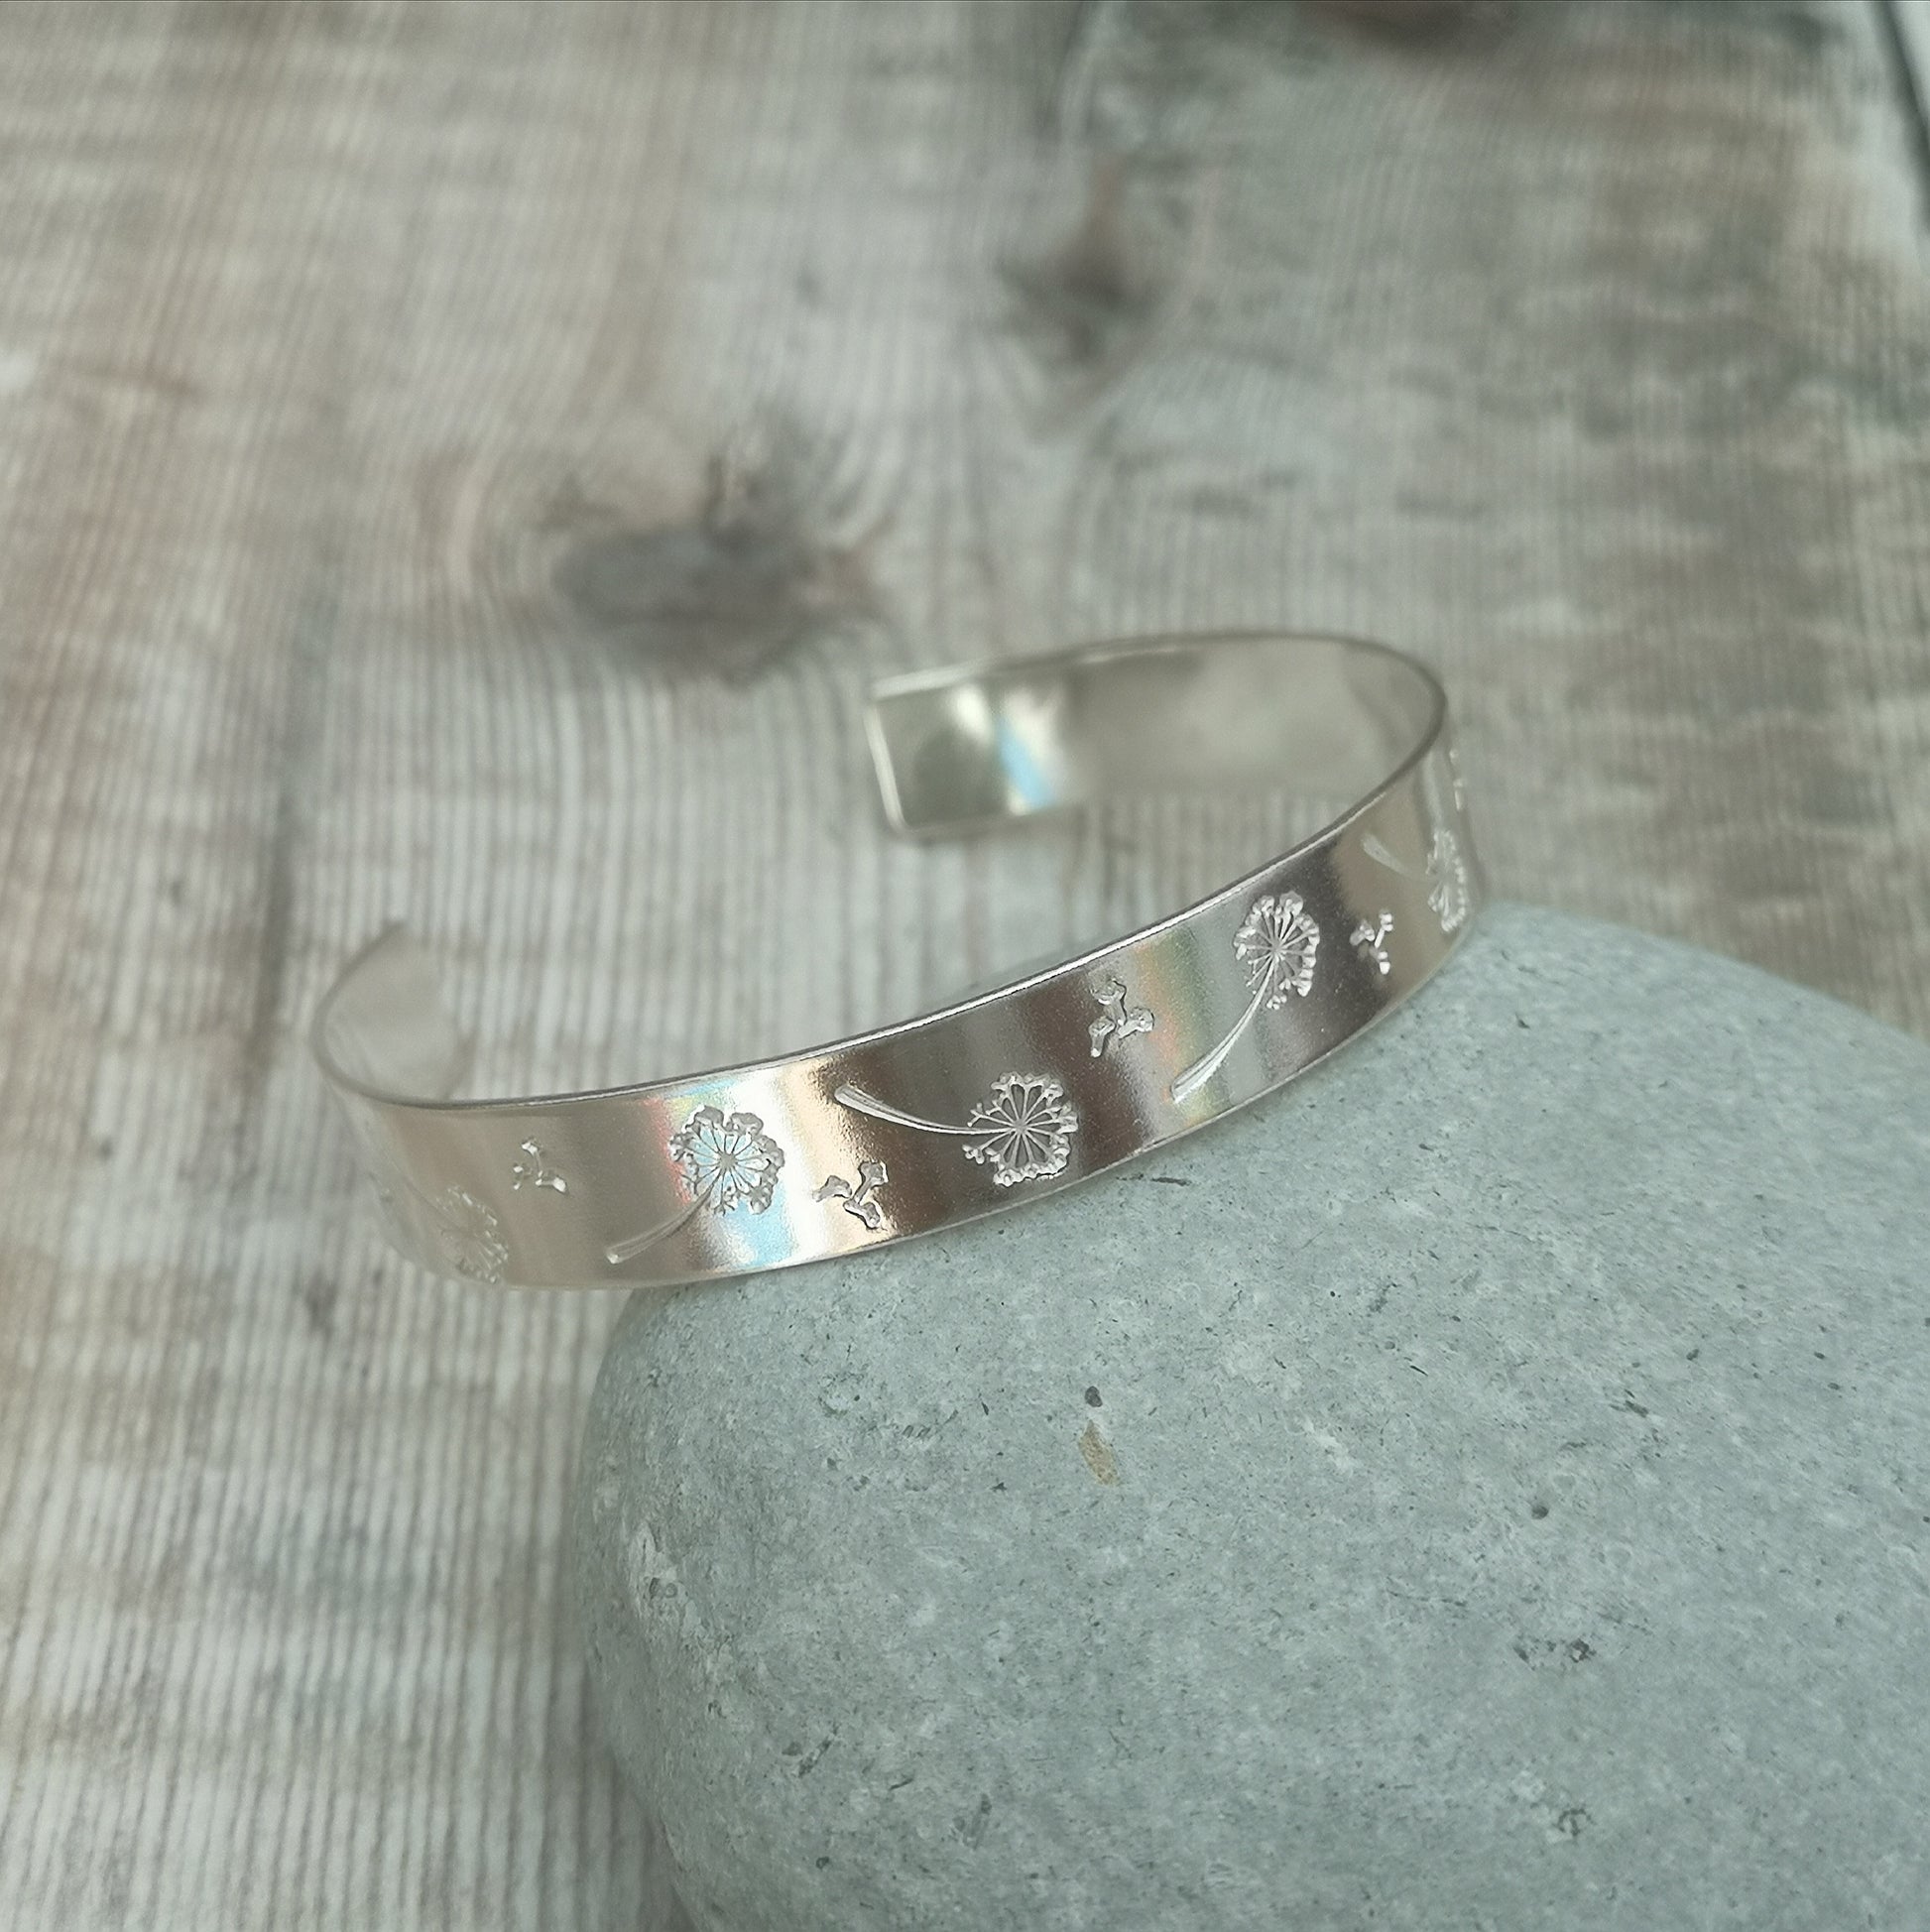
574 904 1930 1932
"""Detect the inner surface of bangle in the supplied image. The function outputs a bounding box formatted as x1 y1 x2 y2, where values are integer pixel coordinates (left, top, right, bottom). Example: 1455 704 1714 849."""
318 635 1442 1108
866 634 1435 838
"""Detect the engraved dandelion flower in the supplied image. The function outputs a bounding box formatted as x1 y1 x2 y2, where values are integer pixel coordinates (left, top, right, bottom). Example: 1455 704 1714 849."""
961 1074 1080 1187
670 1105 784 1214
349 1116 508 1282
606 1104 785 1268
430 1185 509 1284
833 1073 1081 1189
1234 892 1321 1006
1425 828 1470 935
1364 822 1474 936
1171 890 1321 1104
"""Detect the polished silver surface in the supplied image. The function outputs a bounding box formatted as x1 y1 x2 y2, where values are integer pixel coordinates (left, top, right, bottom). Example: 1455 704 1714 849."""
311 633 1483 1288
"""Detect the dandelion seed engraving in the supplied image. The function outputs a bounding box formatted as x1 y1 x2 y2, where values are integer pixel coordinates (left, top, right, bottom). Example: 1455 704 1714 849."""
1351 911 1393 976
1171 892 1320 1104
605 1106 784 1268
1088 972 1154 1058
510 1139 567 1193
834 1074 1079 1188
815 1157 890 1230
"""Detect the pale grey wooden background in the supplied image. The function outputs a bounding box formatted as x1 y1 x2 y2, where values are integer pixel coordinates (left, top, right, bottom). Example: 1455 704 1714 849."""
2 2 1927 1926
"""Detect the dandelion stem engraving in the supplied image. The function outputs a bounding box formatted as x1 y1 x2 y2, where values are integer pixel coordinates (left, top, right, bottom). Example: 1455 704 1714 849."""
834 1074 1079 1188
815 1158 890 1230
605 1106 784 1267
1088 972 1154 1058
1351 911 1393 976
1361 832 1420 881
1171 891 1320 1105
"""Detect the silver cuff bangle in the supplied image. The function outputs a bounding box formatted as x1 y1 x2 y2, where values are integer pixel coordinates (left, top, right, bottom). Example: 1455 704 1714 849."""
312 632 1481 1289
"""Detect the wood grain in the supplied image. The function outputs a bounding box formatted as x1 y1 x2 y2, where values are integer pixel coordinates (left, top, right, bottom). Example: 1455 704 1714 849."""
1 2 1925 1926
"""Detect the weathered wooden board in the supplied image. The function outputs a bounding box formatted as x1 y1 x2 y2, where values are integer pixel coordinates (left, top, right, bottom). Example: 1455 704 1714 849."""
1 1 1925 1925
1894 0 1930 158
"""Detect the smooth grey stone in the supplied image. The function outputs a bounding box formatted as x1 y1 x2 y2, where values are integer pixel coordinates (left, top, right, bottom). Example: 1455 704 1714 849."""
574 904 1930 1932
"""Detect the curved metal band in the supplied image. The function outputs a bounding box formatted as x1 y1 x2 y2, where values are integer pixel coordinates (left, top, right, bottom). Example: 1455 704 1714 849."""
312 633 1481 1288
